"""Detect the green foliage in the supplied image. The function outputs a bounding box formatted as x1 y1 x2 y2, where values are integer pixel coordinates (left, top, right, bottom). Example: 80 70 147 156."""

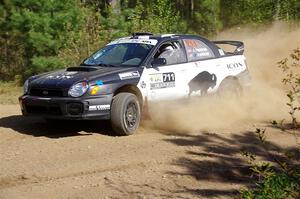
128 0 185 34
272 119 286 131
278 48 300 128
0 0 92 82
241 128 300 199
28 56 67 75
192 0 222 35
220 0 275 27
276 0 300 21
0 81 22 104
255 128 267 144
241 169 300 199
1 0 300 83
220 0 300 27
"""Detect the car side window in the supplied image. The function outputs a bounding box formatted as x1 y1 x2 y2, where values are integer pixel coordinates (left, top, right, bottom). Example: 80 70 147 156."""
183 39 214 62
154 40 187 65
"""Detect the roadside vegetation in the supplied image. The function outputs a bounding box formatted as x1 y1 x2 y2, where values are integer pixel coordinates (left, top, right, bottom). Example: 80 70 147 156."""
241 48 300 199
0 81 22 104
241 128 300 199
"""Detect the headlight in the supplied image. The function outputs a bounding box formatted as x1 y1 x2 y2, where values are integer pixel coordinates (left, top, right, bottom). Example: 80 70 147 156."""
68 81 89 97
24 79 29 94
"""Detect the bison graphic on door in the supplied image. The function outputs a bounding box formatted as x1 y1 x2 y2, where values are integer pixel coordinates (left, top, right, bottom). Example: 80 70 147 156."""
188 71 217 96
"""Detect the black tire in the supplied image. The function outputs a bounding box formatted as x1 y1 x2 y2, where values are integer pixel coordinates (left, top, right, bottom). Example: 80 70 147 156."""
218 78 242 98
110 93 141 136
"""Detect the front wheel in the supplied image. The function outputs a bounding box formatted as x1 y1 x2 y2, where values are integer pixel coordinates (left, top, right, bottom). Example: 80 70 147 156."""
110 93 141 136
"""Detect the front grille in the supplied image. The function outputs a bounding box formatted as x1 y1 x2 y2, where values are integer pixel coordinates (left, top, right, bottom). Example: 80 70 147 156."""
30 88 64 97
26 105 62 115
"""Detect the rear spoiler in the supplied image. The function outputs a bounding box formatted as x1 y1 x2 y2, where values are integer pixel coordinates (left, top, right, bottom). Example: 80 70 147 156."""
213 40 244 55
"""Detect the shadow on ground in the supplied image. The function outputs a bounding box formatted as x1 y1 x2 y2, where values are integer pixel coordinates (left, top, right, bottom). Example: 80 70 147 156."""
0 115 113 138
162 130 300 198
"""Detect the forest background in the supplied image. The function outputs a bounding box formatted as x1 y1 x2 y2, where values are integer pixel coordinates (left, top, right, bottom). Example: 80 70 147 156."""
0 0 299 83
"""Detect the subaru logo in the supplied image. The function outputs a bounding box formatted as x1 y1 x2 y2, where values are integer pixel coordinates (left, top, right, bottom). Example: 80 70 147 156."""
42 90 48 95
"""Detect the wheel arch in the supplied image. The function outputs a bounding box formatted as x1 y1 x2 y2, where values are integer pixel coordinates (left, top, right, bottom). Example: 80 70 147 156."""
217 75 243 96
113 84 144 109
218 75 241 88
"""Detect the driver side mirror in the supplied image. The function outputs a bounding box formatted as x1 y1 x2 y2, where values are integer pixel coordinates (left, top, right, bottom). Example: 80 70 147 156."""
151 58 167 67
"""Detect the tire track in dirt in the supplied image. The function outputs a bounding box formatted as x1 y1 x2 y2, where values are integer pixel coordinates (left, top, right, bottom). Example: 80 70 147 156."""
0 160 164 189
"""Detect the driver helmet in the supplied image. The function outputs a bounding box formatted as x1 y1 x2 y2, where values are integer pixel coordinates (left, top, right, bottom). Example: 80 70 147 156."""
162 45 174 52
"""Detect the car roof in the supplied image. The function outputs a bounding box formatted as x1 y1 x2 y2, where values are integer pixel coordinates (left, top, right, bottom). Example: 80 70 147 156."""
109 33 221 58
130 33 210 43
129 33 220 56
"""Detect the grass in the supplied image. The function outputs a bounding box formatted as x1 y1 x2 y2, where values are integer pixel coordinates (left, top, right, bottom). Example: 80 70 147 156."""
0 81 23 104
241 168 300 199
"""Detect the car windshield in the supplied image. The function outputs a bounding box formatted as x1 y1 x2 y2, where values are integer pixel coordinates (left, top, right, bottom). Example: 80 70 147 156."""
83 43 153 67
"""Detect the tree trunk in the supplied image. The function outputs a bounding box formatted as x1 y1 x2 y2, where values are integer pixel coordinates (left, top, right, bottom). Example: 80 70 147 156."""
274 0 281 20
191 0 194 19
108 0 120 15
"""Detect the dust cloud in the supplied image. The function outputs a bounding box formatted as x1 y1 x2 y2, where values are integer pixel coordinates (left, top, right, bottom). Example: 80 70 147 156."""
146 22 300 133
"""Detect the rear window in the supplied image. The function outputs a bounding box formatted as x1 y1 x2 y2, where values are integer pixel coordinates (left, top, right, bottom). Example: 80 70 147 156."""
183 39 214 62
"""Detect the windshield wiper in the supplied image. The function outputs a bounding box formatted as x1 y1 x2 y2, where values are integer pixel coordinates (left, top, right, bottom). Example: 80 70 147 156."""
98 63 119 67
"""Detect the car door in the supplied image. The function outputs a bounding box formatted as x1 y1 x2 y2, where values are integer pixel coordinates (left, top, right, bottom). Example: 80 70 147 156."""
142 40 189 101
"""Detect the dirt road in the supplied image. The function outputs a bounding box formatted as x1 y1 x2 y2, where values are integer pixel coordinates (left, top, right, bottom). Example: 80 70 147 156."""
0 104 299 199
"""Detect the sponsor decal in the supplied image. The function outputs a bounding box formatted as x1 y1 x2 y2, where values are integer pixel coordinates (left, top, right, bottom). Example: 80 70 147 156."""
183 39 212 59
193 48 210 57
96 80 104 86
140 81 146 89
89 105 111 111
184 39 198 47
218 49 225 56
227 63 243 70
149 73 162 83
90 80 105 95
188 71 217 97
119 71 140 80
197 52 210 57
196 48 210 52
90 86 100 95
149 72 175 90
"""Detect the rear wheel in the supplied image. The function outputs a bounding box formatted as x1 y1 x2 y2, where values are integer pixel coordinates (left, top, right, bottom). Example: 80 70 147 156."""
218 78 242 98
110 93 141 136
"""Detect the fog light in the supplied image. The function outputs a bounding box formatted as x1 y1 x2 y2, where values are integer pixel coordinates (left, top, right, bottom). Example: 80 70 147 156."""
67 103 83 115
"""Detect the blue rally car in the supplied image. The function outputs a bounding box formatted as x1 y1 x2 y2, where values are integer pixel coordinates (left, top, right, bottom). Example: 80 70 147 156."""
19 33 250 135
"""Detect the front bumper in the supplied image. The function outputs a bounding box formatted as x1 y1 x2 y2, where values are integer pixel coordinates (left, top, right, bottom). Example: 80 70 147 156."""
19 94 113 120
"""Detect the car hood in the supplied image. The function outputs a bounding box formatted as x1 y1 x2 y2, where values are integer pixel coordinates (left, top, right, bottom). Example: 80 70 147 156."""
29 66 139 89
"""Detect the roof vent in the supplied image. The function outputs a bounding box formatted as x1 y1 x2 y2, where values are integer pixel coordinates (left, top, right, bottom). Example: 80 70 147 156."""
132 32 153 37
